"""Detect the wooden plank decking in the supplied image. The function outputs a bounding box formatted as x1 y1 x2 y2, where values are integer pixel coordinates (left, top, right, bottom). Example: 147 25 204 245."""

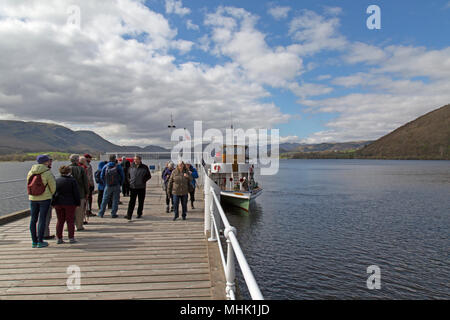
0 176 226 300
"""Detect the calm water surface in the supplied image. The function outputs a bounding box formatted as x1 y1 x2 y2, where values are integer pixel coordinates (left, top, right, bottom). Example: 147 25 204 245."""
0 161 100 216
0 159 449 299
226 160 449 299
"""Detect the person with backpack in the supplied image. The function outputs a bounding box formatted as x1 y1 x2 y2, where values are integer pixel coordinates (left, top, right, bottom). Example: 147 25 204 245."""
96 161 108 209
98 155 124 218
125 155 151 220
69 154 89 231
121 157 131 197
185 160 199 210
83 154 96 217
27 155 56 248
52 165 80 244
43 154 56 240
162 161 175 213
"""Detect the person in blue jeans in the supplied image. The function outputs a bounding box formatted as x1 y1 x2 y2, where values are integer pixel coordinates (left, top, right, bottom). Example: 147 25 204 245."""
26 155 56 248
98 155 124 218
168 160 192 221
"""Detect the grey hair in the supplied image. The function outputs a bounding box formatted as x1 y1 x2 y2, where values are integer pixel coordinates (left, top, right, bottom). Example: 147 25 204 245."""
69 154 79 163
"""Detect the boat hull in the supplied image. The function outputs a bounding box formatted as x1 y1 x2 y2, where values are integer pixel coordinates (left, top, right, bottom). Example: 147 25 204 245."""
220 188 263 212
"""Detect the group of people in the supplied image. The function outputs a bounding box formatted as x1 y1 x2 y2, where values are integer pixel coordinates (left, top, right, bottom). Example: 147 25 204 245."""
26 154 198 248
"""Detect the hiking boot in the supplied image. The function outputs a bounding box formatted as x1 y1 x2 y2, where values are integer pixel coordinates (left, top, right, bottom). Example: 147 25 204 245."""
171 206 174 212
173 216 178 221
111 215 118 219
32 242 38 248
37 242 49 248
44 235 55 240
182 216 186 221
69 238 78 244
83 221 88 225
57 239 65 244
191 204 195 209
137 215 142 219
166 206 170 213
124 215 131 220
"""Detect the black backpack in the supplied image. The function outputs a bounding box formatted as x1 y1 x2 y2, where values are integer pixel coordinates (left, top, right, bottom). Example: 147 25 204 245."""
105 165 120 186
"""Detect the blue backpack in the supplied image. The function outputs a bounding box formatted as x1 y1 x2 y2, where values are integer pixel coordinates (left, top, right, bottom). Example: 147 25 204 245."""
94 169 102 184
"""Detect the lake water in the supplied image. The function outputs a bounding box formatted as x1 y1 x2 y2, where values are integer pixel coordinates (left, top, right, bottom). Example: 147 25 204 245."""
0 159 449 299
227 159 450 299
0 161 100 216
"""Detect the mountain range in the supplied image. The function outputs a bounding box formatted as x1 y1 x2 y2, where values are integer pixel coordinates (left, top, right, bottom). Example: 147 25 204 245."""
0 120 168 155
0 103 448 160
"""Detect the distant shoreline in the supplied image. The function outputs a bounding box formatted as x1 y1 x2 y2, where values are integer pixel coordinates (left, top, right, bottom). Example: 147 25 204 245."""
280 151 450 161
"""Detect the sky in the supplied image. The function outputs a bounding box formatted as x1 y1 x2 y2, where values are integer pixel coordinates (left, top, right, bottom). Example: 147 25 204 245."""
0 0 449 148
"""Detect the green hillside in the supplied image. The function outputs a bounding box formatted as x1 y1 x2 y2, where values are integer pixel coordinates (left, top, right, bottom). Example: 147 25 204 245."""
0 120 169 158
357 104 450 160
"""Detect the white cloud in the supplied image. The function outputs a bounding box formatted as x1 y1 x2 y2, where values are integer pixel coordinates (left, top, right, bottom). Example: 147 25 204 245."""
344 42 387 65
165 0 190 17
267 6 290 20
301 44 450 142
0 0 290 147
186 19 199 31
288 82 333 99
288 9 347 56
204 7 303 87
323 6 343 16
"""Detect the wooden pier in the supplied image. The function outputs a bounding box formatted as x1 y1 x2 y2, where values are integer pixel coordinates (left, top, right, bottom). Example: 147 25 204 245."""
0 177 226 300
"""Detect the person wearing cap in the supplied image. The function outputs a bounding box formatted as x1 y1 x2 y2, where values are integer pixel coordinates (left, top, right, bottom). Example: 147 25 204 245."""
69 154 89 231
26 155 56 248
167 160 192 221
162 161 175 213
52 165 80 244
83 154 96 218
42 154 56 240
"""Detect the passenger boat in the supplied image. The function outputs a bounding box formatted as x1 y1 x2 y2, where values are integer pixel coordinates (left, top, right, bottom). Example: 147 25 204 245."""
207 144 263 212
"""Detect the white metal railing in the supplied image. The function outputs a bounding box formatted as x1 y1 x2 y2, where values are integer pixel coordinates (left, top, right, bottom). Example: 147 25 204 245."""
0 179 25 184
202 166 263 300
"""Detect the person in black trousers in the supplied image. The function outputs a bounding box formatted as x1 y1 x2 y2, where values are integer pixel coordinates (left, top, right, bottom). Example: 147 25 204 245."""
125 156 151 220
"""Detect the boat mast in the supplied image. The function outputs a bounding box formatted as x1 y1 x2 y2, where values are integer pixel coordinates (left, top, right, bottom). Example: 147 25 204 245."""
168 114 176 151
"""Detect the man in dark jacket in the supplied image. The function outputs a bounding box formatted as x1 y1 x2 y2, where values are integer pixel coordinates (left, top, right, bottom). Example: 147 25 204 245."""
69 154 89 231
121 157 131 197
126 156 151 220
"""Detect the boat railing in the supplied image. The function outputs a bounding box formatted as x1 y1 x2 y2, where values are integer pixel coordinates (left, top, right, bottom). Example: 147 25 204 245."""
201 166 264 300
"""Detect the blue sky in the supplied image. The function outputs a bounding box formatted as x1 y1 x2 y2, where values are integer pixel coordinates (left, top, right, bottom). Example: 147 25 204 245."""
152 0 450 142
0 0 449 146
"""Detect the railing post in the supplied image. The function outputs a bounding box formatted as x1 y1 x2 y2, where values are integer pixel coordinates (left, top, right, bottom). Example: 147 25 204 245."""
204 169 212 235
224 226 237 299
208 198 217 242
